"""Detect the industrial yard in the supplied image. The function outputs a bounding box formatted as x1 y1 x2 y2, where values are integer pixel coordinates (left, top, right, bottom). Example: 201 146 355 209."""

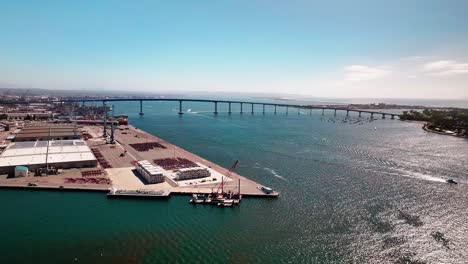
0 117 278 198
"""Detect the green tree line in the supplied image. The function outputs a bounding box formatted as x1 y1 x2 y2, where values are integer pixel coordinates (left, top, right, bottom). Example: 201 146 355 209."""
401 109 468 136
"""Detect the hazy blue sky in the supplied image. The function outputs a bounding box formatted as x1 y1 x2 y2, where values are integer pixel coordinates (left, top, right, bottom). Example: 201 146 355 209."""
1 0 468 99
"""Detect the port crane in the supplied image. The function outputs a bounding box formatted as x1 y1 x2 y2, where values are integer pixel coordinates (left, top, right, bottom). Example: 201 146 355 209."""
213 160 239 196
190 160 241 206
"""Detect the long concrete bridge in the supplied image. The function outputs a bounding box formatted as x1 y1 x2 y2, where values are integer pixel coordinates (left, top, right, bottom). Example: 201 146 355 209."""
2 98 401 119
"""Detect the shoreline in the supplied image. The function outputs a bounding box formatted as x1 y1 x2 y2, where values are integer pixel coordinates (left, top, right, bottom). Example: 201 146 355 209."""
422 123 467 138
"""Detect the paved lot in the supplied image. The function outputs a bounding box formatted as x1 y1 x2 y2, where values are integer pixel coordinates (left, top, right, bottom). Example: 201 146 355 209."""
83 125 277 196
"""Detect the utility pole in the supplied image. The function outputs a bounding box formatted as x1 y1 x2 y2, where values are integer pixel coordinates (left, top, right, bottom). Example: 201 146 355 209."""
103 101 107 138
110 105 115 144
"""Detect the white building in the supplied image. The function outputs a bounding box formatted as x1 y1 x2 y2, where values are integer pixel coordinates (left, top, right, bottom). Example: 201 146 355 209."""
0 140 98 176
176 167 211 181
136 160 165 184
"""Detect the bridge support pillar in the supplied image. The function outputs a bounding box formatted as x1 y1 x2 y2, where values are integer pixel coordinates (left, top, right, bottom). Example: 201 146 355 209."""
382 113 386 119
371 113 374 119
139 100 144 115
214 101 218 115
262 104 265 114
228 102 231 114
359 111 362 117
178 100 183 115
286 106 288 115
391 114 395 119
334 109 337 116
251 103 254 114
240 103 243 114
274 105 277 115
346 110 349 117
322 108 325 115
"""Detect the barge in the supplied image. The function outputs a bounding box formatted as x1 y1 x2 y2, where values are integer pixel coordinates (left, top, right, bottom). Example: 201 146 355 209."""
107 188 171 198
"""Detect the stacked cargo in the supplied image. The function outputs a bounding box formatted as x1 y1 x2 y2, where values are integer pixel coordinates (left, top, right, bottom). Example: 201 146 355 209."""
136 160 165 184
129 142 166 151
176 167 211 181
153 157 197 170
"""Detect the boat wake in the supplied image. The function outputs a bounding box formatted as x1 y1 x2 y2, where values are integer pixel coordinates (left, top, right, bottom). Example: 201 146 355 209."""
263 167 287 181
385 168 447 183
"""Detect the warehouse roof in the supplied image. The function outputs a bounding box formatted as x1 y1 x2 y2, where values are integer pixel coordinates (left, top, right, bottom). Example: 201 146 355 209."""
14 126 78 140
0 140 96 167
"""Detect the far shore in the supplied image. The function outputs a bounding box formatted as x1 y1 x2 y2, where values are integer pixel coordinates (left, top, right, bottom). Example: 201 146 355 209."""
422 123 467 138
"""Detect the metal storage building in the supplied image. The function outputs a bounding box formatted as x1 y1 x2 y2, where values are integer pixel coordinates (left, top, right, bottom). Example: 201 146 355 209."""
0 140 97 176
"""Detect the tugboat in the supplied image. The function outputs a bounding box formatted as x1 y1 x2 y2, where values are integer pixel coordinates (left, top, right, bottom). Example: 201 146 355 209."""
446 178 458 184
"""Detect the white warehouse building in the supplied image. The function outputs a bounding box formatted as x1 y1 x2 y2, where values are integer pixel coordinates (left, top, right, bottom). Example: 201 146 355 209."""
176 167 211 181
0 140 98 176
136 160 165 184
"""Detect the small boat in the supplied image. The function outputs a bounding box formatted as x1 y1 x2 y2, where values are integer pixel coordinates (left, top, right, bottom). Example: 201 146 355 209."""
259 186 274 194
218 199 234 207
203 194 215 203
189 194 206 204
446 178 458 184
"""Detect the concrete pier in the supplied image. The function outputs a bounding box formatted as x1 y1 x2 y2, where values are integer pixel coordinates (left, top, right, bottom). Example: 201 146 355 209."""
228 102 232 114
263 104 265 114
251 103 254 114
214 101 218 115
240 103 243 114
92 125 278 197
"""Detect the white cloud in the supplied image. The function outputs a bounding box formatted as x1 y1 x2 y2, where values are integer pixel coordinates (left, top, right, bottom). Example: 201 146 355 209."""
344 65 391 81
423 60 468 76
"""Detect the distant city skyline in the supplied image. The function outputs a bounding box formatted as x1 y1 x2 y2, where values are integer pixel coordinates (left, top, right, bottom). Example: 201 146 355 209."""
1 0 468 99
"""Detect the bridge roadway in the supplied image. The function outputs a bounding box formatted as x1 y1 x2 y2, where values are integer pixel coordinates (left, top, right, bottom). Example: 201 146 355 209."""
1 98 401 119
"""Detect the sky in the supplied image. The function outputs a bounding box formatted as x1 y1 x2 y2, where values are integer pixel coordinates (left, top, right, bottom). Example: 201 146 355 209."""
1 0 468 99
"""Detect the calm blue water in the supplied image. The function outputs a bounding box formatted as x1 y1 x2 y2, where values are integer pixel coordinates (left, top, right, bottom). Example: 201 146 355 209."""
1 99 468 263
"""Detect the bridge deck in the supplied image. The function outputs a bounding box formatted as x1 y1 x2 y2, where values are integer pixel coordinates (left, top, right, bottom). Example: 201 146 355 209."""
0 97 401 117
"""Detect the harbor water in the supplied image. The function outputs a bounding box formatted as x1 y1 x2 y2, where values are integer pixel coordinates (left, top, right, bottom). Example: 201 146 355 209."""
1 99 468 263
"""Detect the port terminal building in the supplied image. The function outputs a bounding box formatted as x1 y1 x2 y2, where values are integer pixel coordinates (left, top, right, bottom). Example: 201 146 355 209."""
0 140 97 176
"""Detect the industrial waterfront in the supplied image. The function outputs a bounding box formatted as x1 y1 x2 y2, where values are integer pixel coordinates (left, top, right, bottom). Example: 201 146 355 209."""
1 99 468 263
0 105 278 198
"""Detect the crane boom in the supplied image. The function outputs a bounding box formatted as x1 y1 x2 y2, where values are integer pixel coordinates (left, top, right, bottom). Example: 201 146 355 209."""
217 160 239 194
